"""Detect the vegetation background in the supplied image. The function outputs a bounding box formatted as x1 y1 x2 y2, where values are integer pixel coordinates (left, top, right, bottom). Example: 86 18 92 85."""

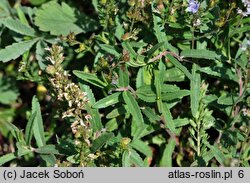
0 0 249 167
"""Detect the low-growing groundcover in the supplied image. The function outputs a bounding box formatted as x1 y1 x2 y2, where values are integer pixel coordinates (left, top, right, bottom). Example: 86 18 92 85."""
0 0 250 167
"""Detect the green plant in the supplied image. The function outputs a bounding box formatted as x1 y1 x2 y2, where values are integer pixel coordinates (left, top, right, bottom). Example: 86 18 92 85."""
0 0 249 167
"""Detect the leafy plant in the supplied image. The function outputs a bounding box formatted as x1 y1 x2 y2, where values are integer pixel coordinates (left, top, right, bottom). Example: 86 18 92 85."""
0 0 249 167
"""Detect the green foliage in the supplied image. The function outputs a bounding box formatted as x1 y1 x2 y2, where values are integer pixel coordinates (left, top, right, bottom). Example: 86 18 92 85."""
0 0 249 168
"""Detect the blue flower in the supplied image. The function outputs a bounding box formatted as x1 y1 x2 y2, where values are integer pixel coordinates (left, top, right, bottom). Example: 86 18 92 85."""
186 0 199 14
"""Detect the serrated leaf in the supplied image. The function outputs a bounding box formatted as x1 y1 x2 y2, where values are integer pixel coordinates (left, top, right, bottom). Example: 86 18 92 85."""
100 44 121 57
162 90 190 101
91 133 114 153
25 111 36 146
191 150 214 167
164 67 185 82
147 42 165 59
191 64 200 118
122 148 145 167
217 93 237 105
136 67 152 88
152 7 178 54
79 84 96 104
118 66 129 87
106 105 127 119
181 49 220 60
161 84 180 93
0 39 37 62
162 103 176 134
209 145 226 165
160 139 176 166
78 84 102 131
136 85 156 103
131 140 152 157
3 17 36 37
174 118 190 127
32 96 45 147
34 1 83 35
73 70 108 88
29 0 47 6
92 92 122 109
198 66 238 82
35 145 60 155
123 91 144 128
36 40 48 70
167 54 192 80
142 107 161 122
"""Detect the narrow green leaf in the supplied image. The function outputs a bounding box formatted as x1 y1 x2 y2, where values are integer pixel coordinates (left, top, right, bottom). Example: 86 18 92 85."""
0 153 16 166
152 8 178 53
181 49 220 60
91 133 114 153
162 90 190 101
106 105 127 119
3 17 36 37
160 139 176 166
40 154 56 166
155 70 164 112
35 145 60 155
161 84 180 93
0 150 31 166
217 93 237 105
162 103 176 134
198 65 238 82
166 55 192 80
136 67 152 88
122 148 145 167
32 96 45 147
105 118 119 131
100 44 121 57
92 92 122 109
118 66 129 87
73 70 107 88
190 64 200 118
136 85 156 103
174 118 190 128
122 149 131 167
147 42 165 59
123 91 144 127
131 140 152 157
79 84 102 131
0 39 37 62
25 111 36 146
191 150 214 167
129 148 145 167
164 67 185 82
142 107 161 122
210 145 226 165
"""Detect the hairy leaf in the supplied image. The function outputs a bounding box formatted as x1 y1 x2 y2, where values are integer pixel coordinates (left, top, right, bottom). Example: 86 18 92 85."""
92 92 122 109
3 17 36 37
0 39 37 62
123 91 144 128
91 133 114 153
34 1 83 35
160 139 176 166
181 49 220 60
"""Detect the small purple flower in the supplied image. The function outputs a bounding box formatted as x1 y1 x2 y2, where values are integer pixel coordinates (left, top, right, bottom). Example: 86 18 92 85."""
186 0 199 14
